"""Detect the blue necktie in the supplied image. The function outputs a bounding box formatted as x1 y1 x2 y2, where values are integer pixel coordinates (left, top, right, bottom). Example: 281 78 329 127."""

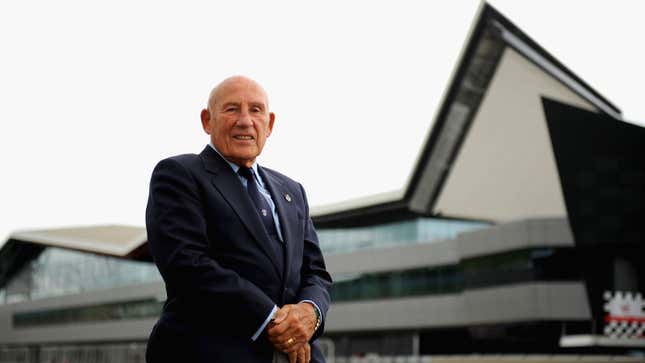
238 167 278 237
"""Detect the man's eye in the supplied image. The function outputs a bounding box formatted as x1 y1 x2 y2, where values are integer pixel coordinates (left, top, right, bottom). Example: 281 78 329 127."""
251 107 261 113
225 107 237 112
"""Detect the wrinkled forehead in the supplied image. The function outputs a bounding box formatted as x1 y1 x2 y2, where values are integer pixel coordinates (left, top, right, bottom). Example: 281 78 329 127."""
208 78 269 109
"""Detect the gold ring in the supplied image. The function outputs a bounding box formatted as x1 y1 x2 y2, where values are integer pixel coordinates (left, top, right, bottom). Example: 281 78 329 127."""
286 337 295 345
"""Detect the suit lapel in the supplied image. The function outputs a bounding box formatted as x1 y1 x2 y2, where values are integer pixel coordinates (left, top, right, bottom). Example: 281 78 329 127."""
259 167 298 284
200 146 283 279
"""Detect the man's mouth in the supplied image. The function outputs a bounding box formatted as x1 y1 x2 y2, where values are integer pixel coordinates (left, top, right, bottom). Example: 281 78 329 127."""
233 135 254 140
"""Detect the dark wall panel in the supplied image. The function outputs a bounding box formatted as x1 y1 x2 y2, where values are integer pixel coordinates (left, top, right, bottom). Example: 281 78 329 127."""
542 97 645 336
542 98 645 245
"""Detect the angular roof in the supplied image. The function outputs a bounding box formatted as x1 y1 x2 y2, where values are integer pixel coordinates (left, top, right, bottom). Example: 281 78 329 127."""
0 225 149 290
312 2 622 228
8 225 147 256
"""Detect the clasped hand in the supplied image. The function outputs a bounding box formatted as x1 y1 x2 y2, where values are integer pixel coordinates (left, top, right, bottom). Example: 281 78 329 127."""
267 303 317 363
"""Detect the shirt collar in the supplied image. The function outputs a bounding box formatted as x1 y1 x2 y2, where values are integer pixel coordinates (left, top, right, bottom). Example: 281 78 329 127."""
208 142 261 180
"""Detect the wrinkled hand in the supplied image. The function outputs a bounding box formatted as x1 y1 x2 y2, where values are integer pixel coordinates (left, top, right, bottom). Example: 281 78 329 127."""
267 303 316 355
287 343 310 363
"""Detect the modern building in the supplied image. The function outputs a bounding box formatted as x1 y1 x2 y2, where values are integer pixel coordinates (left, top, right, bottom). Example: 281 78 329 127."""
1 3 644 362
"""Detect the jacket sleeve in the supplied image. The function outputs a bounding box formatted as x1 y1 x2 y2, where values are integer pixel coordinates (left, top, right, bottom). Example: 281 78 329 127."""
146 157 275 338
295 183 332 340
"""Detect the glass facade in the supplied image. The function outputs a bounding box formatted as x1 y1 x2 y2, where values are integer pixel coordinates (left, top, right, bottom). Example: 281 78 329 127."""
0 247 161 304
317 218 488 255
14 299 163 328
462 247 581 289
332 266 461 302
331 248 580 303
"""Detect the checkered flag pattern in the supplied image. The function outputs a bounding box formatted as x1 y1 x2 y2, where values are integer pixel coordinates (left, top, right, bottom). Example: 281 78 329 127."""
603 290 645 339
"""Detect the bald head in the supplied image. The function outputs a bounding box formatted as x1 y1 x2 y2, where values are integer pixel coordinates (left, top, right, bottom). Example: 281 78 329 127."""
207 75 270 113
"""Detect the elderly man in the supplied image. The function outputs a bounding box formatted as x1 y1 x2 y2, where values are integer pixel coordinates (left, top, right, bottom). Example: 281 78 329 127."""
145 76 332 363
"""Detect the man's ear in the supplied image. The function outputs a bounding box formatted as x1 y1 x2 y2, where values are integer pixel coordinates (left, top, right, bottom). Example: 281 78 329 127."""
200 109 211 134
266 112 276 137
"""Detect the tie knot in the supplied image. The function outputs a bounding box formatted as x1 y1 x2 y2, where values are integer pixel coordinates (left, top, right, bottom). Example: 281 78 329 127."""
238 167 253 180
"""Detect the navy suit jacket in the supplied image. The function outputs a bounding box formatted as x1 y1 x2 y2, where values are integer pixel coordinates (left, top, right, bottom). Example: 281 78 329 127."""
145 146 332 362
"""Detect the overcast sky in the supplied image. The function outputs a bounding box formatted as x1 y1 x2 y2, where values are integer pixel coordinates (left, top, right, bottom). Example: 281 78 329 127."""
1 0 644 245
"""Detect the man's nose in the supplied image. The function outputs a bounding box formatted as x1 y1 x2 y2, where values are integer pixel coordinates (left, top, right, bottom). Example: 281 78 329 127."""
236 109 253 127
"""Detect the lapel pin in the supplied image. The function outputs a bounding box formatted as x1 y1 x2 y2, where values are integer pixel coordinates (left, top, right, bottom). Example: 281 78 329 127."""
284 193 292 203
